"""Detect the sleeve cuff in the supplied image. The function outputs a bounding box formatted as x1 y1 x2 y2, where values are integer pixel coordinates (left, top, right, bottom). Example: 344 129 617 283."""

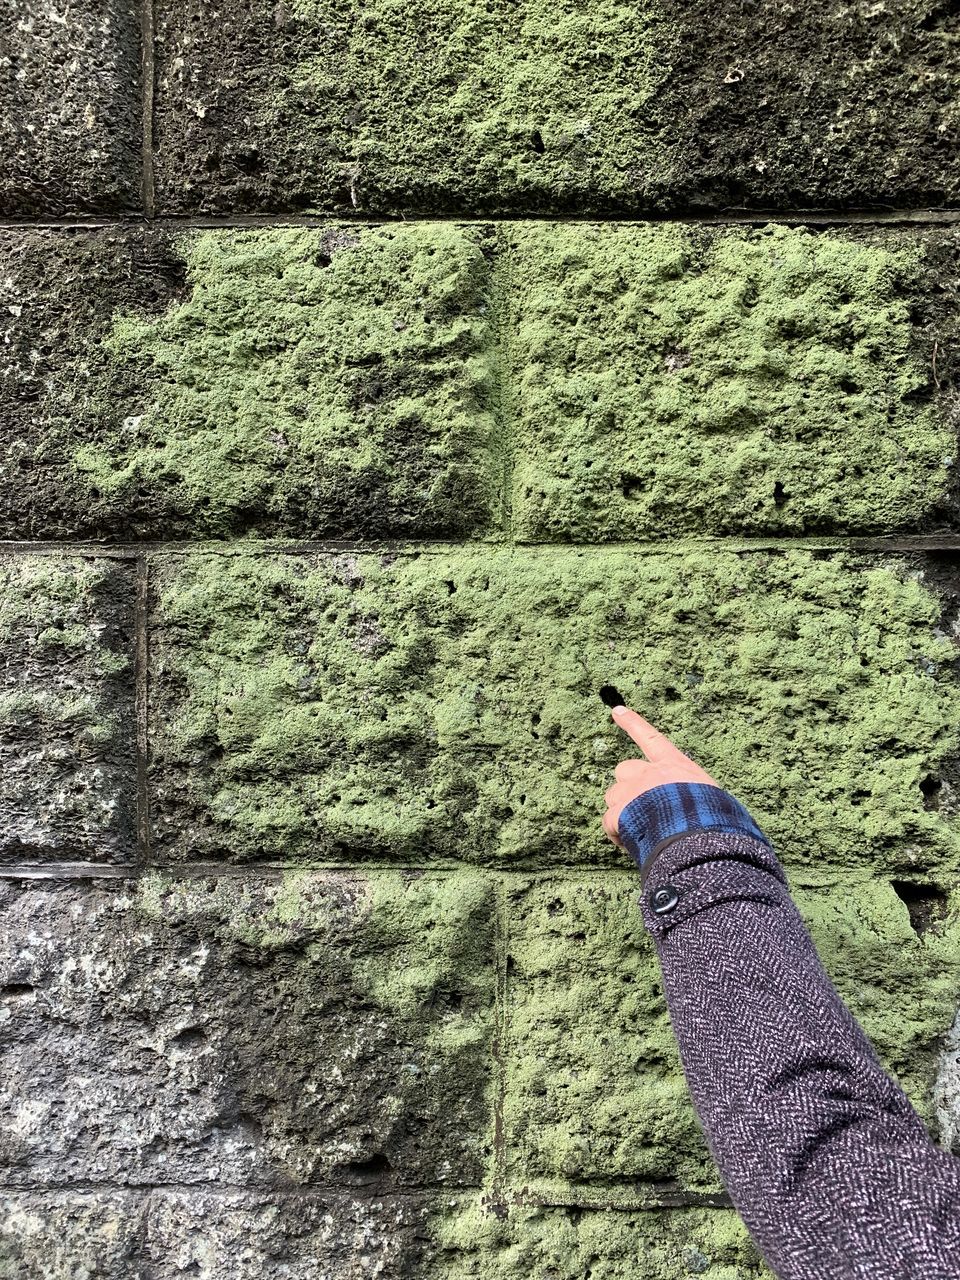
618 782 770 874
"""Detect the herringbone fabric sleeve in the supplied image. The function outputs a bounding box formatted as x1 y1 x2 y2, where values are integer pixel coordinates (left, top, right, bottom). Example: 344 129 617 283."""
638 829 960 1280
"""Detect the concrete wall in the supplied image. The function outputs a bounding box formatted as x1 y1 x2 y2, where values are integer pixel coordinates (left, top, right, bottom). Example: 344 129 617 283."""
2 2 960 1276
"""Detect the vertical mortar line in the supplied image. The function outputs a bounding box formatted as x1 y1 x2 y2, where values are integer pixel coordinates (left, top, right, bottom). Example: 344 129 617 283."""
140 0 156 217
134 555 151 866
490 226 515 542
490 874 510 1204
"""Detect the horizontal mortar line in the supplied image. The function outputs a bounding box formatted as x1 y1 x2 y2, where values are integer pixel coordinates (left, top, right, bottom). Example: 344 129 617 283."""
0 1179 732 1210
0 1181 481 1199
0 861 642 881
2 207 960 232
2 535 960 558
510 1189 734 1211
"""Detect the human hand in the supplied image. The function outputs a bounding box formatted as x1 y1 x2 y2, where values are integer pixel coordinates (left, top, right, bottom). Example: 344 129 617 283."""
602 706 717 847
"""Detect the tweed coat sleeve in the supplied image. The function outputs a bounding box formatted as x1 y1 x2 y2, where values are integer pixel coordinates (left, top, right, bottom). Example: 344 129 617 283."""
618 785 960 1280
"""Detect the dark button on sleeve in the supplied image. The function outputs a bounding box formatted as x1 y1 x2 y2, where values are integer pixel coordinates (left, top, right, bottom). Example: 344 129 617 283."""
650 884 680 915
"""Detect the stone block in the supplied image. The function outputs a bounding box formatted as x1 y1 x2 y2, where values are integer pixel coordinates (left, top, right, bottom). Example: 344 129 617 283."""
0 228 190 540
149 548 960 873
0 872 494 1186
0 556 135 862
145 1190 438 1279
150 0 960 214
507 223 958 540
0 0 142 215
0 225 498 540
503 873 960 1200
432 1199 774 1278
0 1192 144 1279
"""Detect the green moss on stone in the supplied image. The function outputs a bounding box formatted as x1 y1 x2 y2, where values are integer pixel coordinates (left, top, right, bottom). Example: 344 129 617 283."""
150 547 960 872
504 872 960 1198
133 869 496 1184
508 223 952 539
73 224 498 538
504 875 705 1190
273 0 670 212
429 1200 772 1278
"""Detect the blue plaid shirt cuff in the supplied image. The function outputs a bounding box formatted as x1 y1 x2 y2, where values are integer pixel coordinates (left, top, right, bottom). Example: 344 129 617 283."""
618 782 769 873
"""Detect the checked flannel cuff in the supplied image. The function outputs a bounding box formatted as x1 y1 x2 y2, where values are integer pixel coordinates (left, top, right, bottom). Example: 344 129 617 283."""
618 782 770 876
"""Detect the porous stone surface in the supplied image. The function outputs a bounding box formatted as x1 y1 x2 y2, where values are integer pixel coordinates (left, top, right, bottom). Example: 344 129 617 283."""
431 1199 775 1278
503 872 960 1200
0 0 142 215
150 0 960 215
0 873 494 1186
0 228 190 540
0 225 498 540
149 548 960 873
145 1190 438 1278
0 556 135 862
507 223 959 540
0 1192 145 1278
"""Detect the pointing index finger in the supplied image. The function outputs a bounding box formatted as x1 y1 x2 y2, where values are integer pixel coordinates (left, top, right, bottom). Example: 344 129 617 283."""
610 706 679 762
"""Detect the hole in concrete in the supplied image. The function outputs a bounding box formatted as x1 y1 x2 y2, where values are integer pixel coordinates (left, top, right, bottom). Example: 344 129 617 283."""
920 774 943 809
1 983 34 999
337 1152 393 1183
170 1027 207 1051
891 880 950 936
773 480 788 506
530 129 545 153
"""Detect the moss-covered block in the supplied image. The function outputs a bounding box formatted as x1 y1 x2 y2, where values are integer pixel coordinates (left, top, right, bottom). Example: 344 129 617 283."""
507 223 958 540
150 0 959 214
0 0 142 216
430 1199 773 1279
504 875 708 1195
149 547 960 873
0 225 498 541
0 873 494 1186
0 229 191 540
0 1192 144 1279
503 872 960 1201
0 556 135 862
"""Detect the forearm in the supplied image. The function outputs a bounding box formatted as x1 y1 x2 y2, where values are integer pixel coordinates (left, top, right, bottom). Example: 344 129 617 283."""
621 792 960 1279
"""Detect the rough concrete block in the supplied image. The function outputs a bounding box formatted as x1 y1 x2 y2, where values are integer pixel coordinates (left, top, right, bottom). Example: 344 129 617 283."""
432 1199 774 1279
0 873 494 1187
145 1190 437 1279
507 223 958 540
504 875 710 1195
149 548 960 873
504 873 960 1201
0 228 190 540
0 556 135 862
0 0 142 215
150 0 960 214
0 1192 144 1279
0 225 498 540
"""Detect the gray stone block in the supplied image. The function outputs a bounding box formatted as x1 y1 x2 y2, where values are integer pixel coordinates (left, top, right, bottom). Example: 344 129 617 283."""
0 872 494 1187
0 556 135 862
0 1192 144 1280
145 1190 437 1278
0 0 142 215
